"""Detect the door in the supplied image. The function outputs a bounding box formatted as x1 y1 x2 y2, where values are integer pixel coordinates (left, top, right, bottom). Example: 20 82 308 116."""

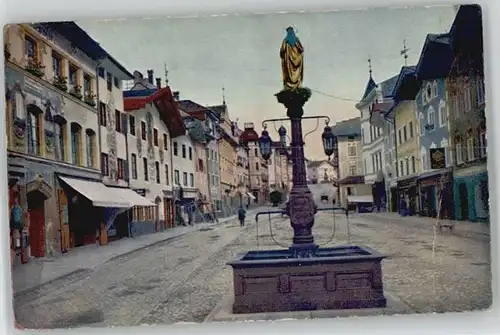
458 183 469 220
29 206 45 258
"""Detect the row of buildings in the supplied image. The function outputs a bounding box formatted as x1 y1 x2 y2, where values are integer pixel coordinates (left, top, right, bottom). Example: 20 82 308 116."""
4 22 292 265
330 5 488 221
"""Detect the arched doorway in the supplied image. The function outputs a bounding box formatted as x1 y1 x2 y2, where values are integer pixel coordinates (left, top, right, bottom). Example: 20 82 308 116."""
27 189 48 258
155 196 162 232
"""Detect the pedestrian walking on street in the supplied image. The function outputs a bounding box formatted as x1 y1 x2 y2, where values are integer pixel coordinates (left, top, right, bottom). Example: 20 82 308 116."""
238 207 246 227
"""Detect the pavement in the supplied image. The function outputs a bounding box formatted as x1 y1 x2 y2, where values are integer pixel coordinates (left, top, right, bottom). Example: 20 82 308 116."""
11 206 266 296
13 209 491 329
361 212 490 242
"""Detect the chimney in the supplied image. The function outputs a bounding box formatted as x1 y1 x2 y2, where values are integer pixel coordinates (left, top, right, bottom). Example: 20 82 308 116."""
173 91 180 100
147 69 154 84
133 70 143 84
156 78 162 89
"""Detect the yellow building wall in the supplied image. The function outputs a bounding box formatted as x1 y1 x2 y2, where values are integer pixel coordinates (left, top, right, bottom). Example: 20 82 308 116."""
219 138 237 187
394 101 421 177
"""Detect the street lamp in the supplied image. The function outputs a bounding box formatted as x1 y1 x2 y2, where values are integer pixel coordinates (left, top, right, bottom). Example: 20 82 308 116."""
258 128 272 161
321 124 336 158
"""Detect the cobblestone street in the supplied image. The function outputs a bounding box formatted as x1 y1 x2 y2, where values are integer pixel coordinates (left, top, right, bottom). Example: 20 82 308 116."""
14 211 491 329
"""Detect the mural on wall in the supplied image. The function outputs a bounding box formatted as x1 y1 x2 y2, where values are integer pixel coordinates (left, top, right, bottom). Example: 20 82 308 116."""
146 111 156 182
106 94 118 181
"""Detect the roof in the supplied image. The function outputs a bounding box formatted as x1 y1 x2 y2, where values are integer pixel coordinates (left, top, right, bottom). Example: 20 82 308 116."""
207 104 226 119
339 175 365 185
360 76 377 101
449 5 483 54
308 160 333 168
123 89 158 98
177 100 219 120
379 75 399 99
415 33 453 81
44 22 133 80
331 117 361 137
390 66 420 101
123 86 185 138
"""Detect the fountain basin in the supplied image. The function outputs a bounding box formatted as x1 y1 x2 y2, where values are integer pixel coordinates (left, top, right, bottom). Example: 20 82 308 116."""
227 245 387 314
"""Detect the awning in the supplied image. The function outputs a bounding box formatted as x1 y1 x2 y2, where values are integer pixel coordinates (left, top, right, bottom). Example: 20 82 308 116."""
59 177 130 208
111 188 156 207
247 192 256 200
347 195 374 203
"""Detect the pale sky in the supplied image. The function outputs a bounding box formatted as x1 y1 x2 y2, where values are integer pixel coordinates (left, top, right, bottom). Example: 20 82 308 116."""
79 6 456 159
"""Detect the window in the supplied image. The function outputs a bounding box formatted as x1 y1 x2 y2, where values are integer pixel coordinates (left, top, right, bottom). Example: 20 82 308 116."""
153 129 159 146
370 126 373 142
439 103 447 127
479 131 487 157
54 118 66 161
464 86 471 112
349 164 357 176
141 121 146 140
348 144 356 157
256 162 259 170
165 165 169 185
25 35 38 60
98 102 106 126
52 51 62 78
117 158 124 180
467 138 475 162
98 67 105 78
403 125 407 142
476 79 485 105
398 129 402 145
155 162 160 183
27 106 41 155
428 108 435 131
114 77 119 89
409 122 414 138
189 173 194 187
347 187 353 196
131 154 137 179
85 129 96 168
183 172 188 186
174 170 180 185
188 147 193 160
400 160 404 176
254 148 258 156
456 143 464 165
163 134 168 150
70 123 82 165
173 142 178 156
129 115 136 136
411 156 416 174
405 159 409 175
115 110 122 132
69 63 78 87
101 153 109 176
106 72 112 91
198 158 204 172
143 158 148 180
83 74 92 95
182 144 186 158
419 113 425 136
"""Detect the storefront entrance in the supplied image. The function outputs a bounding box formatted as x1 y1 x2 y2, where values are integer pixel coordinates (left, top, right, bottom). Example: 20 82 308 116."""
27 190 47 258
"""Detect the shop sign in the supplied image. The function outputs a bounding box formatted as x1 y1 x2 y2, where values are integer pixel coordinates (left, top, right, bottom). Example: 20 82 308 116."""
430 148 446 170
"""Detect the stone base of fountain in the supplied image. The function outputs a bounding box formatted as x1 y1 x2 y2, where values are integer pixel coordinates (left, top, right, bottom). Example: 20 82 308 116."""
227 245 387 314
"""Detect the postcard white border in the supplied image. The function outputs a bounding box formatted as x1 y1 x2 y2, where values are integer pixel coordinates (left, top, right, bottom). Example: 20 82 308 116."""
0 0 498 334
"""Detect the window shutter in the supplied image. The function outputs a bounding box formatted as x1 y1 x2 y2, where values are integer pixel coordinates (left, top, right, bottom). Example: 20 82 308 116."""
124 159 130 182
122 114 128 134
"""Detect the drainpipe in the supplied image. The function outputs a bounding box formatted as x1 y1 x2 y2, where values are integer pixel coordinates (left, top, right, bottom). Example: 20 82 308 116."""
169 135 175 225
95 61 102 174
384 111 398 211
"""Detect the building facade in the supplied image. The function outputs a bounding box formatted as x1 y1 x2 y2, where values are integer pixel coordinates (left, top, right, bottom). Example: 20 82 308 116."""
5 22 139 264
391 66 422 216
446 5 488 222
306 160 336 184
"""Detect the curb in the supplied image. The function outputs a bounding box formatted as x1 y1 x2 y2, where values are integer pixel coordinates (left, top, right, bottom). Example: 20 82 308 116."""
14 268 92 298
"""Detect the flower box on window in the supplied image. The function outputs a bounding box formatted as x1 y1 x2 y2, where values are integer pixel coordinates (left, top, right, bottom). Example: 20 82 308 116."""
84 91 96 107
25 57 45 78
70 85 83 100
53 75 68 92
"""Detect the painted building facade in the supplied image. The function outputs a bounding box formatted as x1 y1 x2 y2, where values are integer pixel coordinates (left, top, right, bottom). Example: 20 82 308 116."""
390 66 422 216
5 22 137 265
446 5 488 222
306 160 336 184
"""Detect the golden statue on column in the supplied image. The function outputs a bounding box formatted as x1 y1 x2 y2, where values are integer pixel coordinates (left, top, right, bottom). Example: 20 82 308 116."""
280 26 304 91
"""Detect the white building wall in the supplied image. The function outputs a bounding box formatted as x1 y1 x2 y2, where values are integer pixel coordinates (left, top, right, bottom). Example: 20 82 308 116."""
171 134 197 198
126 103 173 220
